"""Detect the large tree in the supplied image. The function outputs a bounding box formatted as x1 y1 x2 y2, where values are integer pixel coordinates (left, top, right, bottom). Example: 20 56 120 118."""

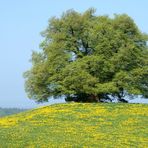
24 8 148 103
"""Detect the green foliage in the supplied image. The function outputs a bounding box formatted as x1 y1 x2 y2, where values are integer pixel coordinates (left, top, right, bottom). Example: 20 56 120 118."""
24 8 148 102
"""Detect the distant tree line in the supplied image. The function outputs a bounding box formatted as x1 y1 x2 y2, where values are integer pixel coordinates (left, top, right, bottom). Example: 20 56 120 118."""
0 107 27 117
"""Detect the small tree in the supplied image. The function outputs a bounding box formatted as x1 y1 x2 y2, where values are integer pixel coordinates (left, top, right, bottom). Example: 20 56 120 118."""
24 8 148 103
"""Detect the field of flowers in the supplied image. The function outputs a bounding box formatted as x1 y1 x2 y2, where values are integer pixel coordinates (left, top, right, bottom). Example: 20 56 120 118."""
0 103 147 147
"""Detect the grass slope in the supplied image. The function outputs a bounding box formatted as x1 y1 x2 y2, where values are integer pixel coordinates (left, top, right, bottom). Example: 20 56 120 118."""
0 103 148 147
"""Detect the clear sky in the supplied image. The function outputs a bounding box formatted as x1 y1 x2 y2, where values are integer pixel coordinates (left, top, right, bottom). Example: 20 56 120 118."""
0 0 148 108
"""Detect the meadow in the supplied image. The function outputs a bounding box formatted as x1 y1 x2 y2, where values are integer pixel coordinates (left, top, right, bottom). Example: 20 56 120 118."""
0 103 147 147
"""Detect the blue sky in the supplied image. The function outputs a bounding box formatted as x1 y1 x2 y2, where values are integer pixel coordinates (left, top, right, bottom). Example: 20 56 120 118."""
0 0 148 108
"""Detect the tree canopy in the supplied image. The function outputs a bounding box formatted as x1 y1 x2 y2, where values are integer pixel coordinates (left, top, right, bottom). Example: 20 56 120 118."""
24 8 148 103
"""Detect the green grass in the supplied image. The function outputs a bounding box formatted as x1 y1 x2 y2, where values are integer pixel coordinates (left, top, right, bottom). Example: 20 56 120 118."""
0 103 148 147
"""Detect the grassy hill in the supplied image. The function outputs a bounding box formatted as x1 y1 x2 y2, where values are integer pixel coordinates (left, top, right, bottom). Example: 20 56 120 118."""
0 103 147 147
